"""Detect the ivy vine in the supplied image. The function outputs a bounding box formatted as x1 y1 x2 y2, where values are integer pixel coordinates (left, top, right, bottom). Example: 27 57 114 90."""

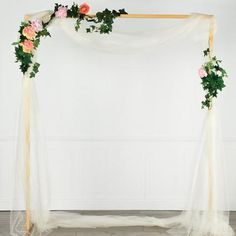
13 5 228 109
12 3 127 78
199 48 227 109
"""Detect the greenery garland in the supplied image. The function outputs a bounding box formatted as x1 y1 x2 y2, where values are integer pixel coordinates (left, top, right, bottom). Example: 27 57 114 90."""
199 48 227 109
12 3 127 78
13 4 228 109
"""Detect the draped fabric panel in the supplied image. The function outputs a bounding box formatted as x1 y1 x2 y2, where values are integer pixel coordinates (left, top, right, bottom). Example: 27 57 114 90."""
10 12 234 236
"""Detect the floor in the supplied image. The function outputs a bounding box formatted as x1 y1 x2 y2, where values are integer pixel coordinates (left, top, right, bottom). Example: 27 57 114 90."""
1 211 236 236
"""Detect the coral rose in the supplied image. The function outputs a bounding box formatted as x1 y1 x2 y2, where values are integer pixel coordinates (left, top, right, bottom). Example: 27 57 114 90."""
22 26 36 40
198 67 207 78
31 19 43 32
79 3 90 14
55 6 68 18
20 40 34 53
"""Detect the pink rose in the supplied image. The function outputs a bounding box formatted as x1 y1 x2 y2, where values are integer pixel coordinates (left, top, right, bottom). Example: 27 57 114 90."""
79 3 90 14
198 67 207 78
20 40 34 53
55 6 68 18
22 26 36 40
31 19 43 32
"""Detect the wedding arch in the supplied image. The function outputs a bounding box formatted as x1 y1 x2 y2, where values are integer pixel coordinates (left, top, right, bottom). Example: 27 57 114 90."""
11 3 233 236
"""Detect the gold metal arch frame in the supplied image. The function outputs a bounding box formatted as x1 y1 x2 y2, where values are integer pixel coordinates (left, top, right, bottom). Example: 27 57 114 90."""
23 13 215 236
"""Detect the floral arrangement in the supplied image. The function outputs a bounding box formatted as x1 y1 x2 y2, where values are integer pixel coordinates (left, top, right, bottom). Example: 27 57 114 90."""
199 48 227 109
13 5 228 109
13 3 127 78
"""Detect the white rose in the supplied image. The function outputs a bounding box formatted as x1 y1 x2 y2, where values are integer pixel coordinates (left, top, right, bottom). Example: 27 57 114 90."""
216 70 222 77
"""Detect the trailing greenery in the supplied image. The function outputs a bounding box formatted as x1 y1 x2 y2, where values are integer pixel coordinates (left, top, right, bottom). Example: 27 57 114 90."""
13 21 50 77
85 8 127 34
13 3 127 78
199 48 227 109
12 5 228 109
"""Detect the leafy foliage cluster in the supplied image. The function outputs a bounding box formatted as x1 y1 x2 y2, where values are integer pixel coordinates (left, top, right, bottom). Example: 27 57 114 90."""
13 21 50 78
201 48 227 109
85 8 127 33
12 5 228 108
13 3 127 78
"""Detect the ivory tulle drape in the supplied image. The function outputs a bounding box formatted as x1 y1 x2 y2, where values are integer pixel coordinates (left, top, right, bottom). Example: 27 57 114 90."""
10 11 234 236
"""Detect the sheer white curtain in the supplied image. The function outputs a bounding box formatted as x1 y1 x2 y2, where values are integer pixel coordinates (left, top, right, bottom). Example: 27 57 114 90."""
10 11 234 236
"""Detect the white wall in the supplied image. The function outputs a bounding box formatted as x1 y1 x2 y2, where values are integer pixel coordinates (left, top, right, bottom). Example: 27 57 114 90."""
0 0 236 211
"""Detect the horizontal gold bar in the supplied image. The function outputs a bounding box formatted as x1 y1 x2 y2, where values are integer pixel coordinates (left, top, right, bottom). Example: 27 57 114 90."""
118 14 191 19
88 13 214 20
24 13 214 21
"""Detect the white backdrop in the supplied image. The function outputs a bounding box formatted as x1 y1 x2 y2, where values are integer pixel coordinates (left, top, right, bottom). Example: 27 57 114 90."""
1 0 236 211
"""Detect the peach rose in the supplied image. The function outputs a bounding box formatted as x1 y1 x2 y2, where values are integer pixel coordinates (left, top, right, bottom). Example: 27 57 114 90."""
20 40 34 53
79 3 90 14
22 26 36 40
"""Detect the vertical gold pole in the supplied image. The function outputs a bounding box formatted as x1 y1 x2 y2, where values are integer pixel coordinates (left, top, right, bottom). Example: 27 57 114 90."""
23 77 32 235
208 16 215 59
207 16 215 216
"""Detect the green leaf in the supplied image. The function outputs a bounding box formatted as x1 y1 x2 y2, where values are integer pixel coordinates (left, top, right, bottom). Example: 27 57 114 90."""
37 28 51 38
32 62 40 74
201 48 227 109
119 9 128 15
96 12 103 22
34 38 40 48
75 18 81 31
203 48 210 57
68 3 79 18
30 72 35 78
